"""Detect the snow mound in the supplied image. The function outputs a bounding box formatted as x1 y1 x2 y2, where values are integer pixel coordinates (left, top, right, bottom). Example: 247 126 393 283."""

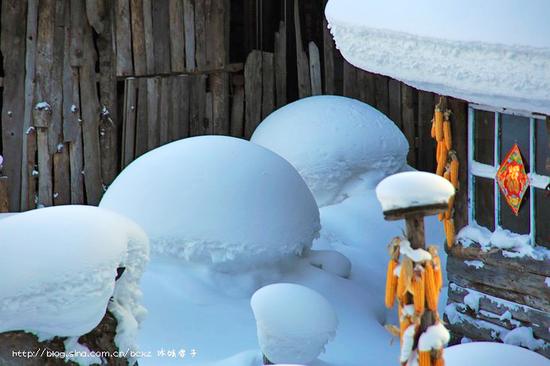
376 172 455 212
308 250 352 278
251 283 338 364
251 96 408 207
445 342 550 366
0 206 149 356
100 136 320 272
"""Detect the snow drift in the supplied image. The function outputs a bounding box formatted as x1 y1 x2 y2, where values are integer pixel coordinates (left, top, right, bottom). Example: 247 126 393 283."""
445 342 549 366
251 283 338 364
100 136 320 272
0 205 149 356
251 96 408 207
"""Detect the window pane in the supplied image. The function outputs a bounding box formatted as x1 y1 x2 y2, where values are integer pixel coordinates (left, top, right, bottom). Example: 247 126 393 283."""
499 188 530 234
500 114 530 171
536 118 550 176
535 188 550 248
474 110 495 165
474 176 495 231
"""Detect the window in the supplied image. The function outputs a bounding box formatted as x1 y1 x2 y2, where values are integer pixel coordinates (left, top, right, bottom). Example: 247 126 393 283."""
469 105 550 248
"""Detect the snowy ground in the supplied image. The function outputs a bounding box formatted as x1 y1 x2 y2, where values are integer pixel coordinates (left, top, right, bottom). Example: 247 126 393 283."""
137 190 447 366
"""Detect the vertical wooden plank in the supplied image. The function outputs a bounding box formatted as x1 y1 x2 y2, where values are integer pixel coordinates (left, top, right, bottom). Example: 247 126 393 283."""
262 52 275 120
357 70 376 106
308 41 322 96
274 20 287 108
130 0 147 75
0 177 9 212
152 0 172 74
115 0 133 76
401 83 418 166
294 0 311 98
170 75 190 140
85 0 105 34
322 3 335 95
194 0 207 70
122 78 138 168
205 92 213 132
244 50 263 139
183 0 196 71
343 61 357 99
417 91 436 172
210 72 230 135
143 0 155 74
205 0 227 69
169 0 185 72
36 129 52 207
159 76 171 145
20 0 39 211
53 144 71 205
375 74 390 116
135 77 149 158
189 74 207 136
147 77 160 149
230 75 245 138
388 79 403 129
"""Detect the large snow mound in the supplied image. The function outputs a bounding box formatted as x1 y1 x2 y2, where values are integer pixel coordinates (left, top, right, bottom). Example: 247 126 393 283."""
326 0 550 115
445 342 550 366
376 172 455 212
251 96 408 207
251 283 338 364
100 136 320 272
0 205 149 351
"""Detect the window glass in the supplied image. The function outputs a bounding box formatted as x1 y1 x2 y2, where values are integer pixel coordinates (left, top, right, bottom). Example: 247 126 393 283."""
499 189 530 234
536 118 550 176
474 110 495 165
474 176 495 231
535 188 550 248
500 114 530 170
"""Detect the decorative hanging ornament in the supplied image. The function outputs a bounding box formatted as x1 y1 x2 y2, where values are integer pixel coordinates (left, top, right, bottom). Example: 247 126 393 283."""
496 144 529 216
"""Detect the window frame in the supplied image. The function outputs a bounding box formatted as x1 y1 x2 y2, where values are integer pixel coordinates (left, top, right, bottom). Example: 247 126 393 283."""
468 104 549 246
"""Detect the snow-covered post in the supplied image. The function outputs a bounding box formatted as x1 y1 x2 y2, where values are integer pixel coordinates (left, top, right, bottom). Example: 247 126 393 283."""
376 172 454 365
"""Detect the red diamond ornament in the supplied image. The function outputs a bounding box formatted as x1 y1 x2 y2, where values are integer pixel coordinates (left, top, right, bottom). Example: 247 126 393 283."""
496 144 529 216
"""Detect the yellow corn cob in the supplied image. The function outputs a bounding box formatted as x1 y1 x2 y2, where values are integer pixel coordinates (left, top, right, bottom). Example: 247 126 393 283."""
428 246 443 291
433 350 445 366
397 258 413 300
436 144 448 176
445 195 454 220
425 261 439 311
412 267 425 314
450 154 459 188
436 142 441 164
443 119 452 150
431 118 436 139
419 350 432 366
445 219 455 248
435 108 444 142
385 259 399 308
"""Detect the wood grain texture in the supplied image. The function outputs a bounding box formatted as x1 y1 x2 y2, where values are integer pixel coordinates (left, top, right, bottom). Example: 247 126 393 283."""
401 83 418 166
169 0 185 72
417 91 436 172
183 0 196 71
308 42 322 96
244 50 262 139
152 0 171 73
114 0 133 76
294 0 311 98
261 53 275 120
210 72 230 135
130 0 147 75
274 21 287 108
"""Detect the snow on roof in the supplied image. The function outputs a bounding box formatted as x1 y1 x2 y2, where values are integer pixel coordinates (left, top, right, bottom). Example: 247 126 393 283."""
0 206 149 355
376 171 455 212
326 0 550 115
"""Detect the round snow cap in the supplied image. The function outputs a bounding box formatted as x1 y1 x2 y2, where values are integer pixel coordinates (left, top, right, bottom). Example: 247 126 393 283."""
445 342 549 366
251 283 337 364
376 171 455 214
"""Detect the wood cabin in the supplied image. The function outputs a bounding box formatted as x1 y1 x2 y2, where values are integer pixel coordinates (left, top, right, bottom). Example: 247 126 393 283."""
326 0 550 358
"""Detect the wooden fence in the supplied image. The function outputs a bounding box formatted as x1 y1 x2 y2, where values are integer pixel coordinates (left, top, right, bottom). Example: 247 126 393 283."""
0 0 441 212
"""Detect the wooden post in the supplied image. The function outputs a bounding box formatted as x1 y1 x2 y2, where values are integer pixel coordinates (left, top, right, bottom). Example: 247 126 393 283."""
0 176 9 213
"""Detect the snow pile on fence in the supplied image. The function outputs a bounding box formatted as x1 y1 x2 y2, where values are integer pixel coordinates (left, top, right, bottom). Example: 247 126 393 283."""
0 205 149 357
326 0 550 115
100 136 320 272
251 96 408 207
376 171 455 212
251 283 338 364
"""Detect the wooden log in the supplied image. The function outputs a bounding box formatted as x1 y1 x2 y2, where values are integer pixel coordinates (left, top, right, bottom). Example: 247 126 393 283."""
169 0 185 72
309 42 322 96
388 79 402 129
374 74 389 116
417 91 436 172
342 61 357 99
0 177 9 213
401 83 418 166
294 0 311 98
122 78 138 168
146 77 160 150
130 0 147 75
447 256 550 311
230 75 245 138
274 21 287 108
357 70 375 106
210 72 230 135
135 77 149 158
20 0 39 211
152 0 171 74
53 145 71 206
261 53 275 120
189 74 207 136
115 0 133 76
244 50 262 139
142 0 155 74
159 77 171 145
183 0 196 71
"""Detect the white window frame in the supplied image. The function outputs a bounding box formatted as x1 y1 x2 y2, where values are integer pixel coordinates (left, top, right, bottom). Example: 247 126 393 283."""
468 104 550 246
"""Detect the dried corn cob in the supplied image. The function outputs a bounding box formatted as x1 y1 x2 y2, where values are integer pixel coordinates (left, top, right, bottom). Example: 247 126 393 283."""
424 261 439 311
435 108 444 142
419 350 432 366
444 219 455 248
385 259 399 308
397 257 413 299
412 266 426 314
431 118 436 138
433 349 444 366
450 152 459 188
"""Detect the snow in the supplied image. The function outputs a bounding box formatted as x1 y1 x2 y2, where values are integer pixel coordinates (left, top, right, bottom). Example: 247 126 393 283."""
0 205 149 360
308 250 352 278
100 136 320 275
545 278 550 288
34 101 51 111
250 283 338 364
399 239 432 262
325 0 550 115
251 96 408 207
445 342 550 366
417 322 450 351
503 327 546 351
375 171 455 212
464 260 484 269
464 290 483 313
